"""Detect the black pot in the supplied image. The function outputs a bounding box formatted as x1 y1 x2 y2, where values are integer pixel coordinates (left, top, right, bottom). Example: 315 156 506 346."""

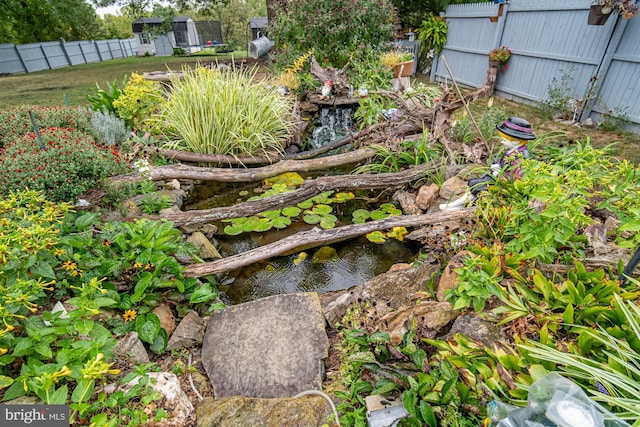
588 4 611 25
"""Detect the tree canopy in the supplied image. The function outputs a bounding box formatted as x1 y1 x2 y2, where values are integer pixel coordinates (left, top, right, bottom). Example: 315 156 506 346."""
1 0 102 44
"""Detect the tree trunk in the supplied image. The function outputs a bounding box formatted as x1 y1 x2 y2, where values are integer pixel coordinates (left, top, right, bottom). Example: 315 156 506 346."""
183 207 476 277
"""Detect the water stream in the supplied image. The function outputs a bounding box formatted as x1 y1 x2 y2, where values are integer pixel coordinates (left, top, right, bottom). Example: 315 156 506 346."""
309 106 355 149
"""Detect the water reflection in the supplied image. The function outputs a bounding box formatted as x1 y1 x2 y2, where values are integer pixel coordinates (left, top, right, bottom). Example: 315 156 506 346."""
221 237 416 304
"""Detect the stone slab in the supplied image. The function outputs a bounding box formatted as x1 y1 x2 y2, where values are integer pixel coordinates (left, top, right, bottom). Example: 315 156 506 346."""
201 292 329 399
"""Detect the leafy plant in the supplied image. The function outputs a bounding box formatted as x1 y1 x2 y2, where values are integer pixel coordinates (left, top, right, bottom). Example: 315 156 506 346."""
353 94 395 129
87 77 127 116
158 66 294 158
112 73 164 131
416 14 448 56
269 0 398 69
0 126 129 202
91 108 130 146
0 106 94 148
140 192 172 214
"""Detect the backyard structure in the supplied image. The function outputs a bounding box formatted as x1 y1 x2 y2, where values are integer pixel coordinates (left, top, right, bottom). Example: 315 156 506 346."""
132 16 203 56
432 0 640 132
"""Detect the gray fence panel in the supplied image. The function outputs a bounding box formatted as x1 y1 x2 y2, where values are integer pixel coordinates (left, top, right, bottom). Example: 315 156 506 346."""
435 2 501 87
65 42 88 66
592 18 640 123
17 43 50 73
109 40 124 58
81 41 102 63
0 44 26 74
434 0 640 131
96 41 113 60
40 41 68 69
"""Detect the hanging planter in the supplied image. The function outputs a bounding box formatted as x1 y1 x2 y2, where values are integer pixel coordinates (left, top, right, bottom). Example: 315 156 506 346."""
588 4 612 25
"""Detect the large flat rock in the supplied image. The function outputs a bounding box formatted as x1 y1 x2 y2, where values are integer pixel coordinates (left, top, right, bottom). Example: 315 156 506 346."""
201 293 329 399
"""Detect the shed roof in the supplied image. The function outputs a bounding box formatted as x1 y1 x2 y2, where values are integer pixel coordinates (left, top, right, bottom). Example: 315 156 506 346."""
132 18 163 33
249 17 268 29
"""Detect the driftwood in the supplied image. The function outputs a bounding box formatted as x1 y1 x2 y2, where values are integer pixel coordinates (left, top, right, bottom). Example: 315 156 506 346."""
150 148 377 182
183 208 476 277
309 56 351 96
165 161 445 226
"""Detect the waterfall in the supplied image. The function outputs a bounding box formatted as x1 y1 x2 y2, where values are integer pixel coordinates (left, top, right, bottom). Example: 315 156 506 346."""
309 106 354 149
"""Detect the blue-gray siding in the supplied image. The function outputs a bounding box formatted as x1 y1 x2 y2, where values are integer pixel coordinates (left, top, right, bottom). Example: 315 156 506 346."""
0 38 137 75
432 0 640 130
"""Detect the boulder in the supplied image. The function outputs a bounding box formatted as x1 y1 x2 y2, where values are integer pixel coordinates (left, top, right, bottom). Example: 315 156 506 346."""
415 183 439 211
382 300 458 345
187 232 222 260
439 176 468 200
321 260 442 328
437 250 472 302
167 310 206 351
201 293 329 399
114 332 150 364
444 313 505 348
196 395 333 427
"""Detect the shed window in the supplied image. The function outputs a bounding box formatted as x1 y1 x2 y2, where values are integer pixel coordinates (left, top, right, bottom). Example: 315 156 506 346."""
175 31 186 45
140 33 151 44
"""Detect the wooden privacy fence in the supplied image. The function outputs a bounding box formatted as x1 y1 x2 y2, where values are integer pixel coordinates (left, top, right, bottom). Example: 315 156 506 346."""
431 0 640 131
0 38 137 75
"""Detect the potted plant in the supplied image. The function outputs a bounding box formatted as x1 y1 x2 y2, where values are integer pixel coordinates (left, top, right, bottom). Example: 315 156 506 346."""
380 50 415 78
488 46 511 73
589 0 639 25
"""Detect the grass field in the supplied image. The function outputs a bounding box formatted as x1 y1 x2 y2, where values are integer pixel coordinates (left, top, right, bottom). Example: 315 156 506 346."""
0 52 250 110
1 53 638 162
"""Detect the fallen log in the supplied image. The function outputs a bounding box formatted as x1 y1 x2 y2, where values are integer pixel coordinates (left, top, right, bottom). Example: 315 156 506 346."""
183 207 476 277
150 148 376 182
165 161 446 226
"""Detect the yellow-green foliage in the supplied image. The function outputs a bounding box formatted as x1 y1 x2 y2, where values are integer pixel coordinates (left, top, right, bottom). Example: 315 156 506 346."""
112 73 164 131
275 49 314 90
159 66 294 157
0 190 72 353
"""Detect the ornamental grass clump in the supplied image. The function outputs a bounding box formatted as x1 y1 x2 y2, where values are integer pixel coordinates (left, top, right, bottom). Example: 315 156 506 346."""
158 66 294 158
0 127 129 202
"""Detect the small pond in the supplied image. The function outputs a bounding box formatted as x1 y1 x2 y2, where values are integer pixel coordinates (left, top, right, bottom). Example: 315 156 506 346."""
184 104 421 304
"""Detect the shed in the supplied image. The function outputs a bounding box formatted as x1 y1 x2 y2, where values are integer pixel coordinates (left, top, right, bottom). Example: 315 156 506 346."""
170 16 201 54
132 18 163 56
249 17 268 41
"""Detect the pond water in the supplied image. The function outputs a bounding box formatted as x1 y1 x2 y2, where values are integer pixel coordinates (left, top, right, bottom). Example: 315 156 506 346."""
185 104 420 304
216 230 417 305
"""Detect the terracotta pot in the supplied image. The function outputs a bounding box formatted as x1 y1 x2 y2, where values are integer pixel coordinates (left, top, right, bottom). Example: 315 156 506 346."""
392 60 414 78
588 4 612 25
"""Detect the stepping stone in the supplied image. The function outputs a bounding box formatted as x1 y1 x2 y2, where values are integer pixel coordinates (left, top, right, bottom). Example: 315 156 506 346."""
201 292 329 399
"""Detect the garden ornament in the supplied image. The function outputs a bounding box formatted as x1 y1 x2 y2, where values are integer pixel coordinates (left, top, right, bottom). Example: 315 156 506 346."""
439 117 536 211
320 79 333 100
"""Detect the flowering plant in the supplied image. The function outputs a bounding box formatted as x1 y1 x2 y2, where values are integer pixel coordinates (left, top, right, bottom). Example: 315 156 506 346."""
592 0 639 19
488 46 511 63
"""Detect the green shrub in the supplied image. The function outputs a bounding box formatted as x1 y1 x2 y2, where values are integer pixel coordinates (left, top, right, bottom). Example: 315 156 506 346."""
0 126 129 202
0 106 94 148
112 73 164 131
158 66 294 157
269 0 398 69
90 109 130 146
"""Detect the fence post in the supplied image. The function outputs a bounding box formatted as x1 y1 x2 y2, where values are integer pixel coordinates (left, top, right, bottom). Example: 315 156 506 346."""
579 16 629 121
13 44 28 73
40 45 52 70
60 38 72 67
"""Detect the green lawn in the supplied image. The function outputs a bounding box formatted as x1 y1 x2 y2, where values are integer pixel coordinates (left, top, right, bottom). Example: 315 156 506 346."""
0 52 249 110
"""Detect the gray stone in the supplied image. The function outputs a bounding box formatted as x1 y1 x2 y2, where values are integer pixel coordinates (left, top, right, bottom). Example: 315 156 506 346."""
201 293 329 399
187 232 222 259
114 332 150 364
444 313 505 348
382 300 458 345
321 260 442 328
393 189 421 215
167 310 205 351
196 395 333 427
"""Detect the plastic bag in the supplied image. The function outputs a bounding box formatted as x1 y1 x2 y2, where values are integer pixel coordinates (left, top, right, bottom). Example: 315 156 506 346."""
486 372 630 427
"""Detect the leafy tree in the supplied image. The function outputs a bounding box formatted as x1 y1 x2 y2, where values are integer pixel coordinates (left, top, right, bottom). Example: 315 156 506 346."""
0 0 102 44
100 14 134 39
392 0 488 29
